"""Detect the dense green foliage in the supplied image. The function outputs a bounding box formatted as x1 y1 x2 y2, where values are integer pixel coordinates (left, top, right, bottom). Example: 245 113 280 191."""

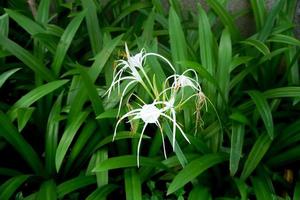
0 0 300 199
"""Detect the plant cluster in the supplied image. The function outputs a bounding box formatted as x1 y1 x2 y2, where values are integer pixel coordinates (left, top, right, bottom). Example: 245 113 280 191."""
0 0 300 199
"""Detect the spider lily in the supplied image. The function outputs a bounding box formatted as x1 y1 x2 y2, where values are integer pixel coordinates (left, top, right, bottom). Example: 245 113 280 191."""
113 100 190 167
104 43 154 115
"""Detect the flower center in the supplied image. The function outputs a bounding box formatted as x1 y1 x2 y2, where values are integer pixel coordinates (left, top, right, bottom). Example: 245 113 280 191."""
140 104 161 123
128 52 143 68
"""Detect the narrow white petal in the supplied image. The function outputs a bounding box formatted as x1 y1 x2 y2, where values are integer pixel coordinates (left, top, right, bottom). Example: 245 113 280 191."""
137 123 148 167
143 53 176 72
117 80 136 116
113 109 141 141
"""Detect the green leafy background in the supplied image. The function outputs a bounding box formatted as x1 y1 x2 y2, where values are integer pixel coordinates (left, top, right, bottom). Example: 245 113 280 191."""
0 0 300 199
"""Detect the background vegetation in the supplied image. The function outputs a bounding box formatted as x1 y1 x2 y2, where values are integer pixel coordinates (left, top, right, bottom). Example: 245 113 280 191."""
0 0 300 199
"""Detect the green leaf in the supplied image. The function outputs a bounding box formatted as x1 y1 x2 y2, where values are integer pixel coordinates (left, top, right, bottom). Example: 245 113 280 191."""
0 68 20 89
164 122 188 167
124 169 142 200
240 134 272 180
57 176 96 198
86 184 118 200
81 0 102 54
241 39 270 55
169 6 188 72
167 153 228 195
257 0 284 41
198 5 215 75
178 61 219 91
188 186 212 200
248 90 274 139
55 111 89 172
252 176 274 200
263 87 300 98
77 66 104 116
294 182 300 200
250 0 266 30
230 123 245 176
0 112 44 175
268 33 300 47
94 149 108 187
112 2 151 26
93 131 150 151
234 179 248 200
45 92 63 175
51 10 86 75
206 0 239 40
64 121 96 172
0 175 30 200
36 0 51 24
0 168 22 177
267 145 300 167
198 4 216 100
8 80 68 121
93 155 167 172
217 28 232 105
68 34 123 120
96 108 120 119
16 107 35 132
5 9 45 35
0 14 9 36
0 34 55 81
36 180 57 200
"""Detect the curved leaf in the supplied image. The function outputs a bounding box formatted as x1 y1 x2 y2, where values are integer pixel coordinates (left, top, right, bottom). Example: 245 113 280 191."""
93 155 167 172
57 176 96 198
241 134 272 180
8 80 69 121
0 112 44 175
167 153 228 195
0 175 30 200
86 184 118 200
0 68 20 89
248 90 274 139
55 111 89 172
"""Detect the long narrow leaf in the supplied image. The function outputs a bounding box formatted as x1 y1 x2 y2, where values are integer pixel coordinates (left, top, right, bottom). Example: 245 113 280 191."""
248 90 274 139
86 184 118 200
206 0 239 40
7 80 68 121
241 134 272 180
45 92 63 175
57 176 96 198
36 180 57 200
55 111 89 172
0 175 30 200
167 153 228 195
0 68 20 89
51 10 86 75
169 7 188 72
93 155 167 172
124 169 142 200
81 0 102 54
217 28 231 105
230 122 245 176
0 34 55 81
0 112 44 175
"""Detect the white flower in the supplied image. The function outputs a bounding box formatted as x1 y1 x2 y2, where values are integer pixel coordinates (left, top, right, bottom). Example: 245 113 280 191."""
171 69 201 91
113 100 190 167
125 43 145 69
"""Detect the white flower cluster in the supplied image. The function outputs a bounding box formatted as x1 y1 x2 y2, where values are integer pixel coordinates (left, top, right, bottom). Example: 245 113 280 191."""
105 43 207 166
